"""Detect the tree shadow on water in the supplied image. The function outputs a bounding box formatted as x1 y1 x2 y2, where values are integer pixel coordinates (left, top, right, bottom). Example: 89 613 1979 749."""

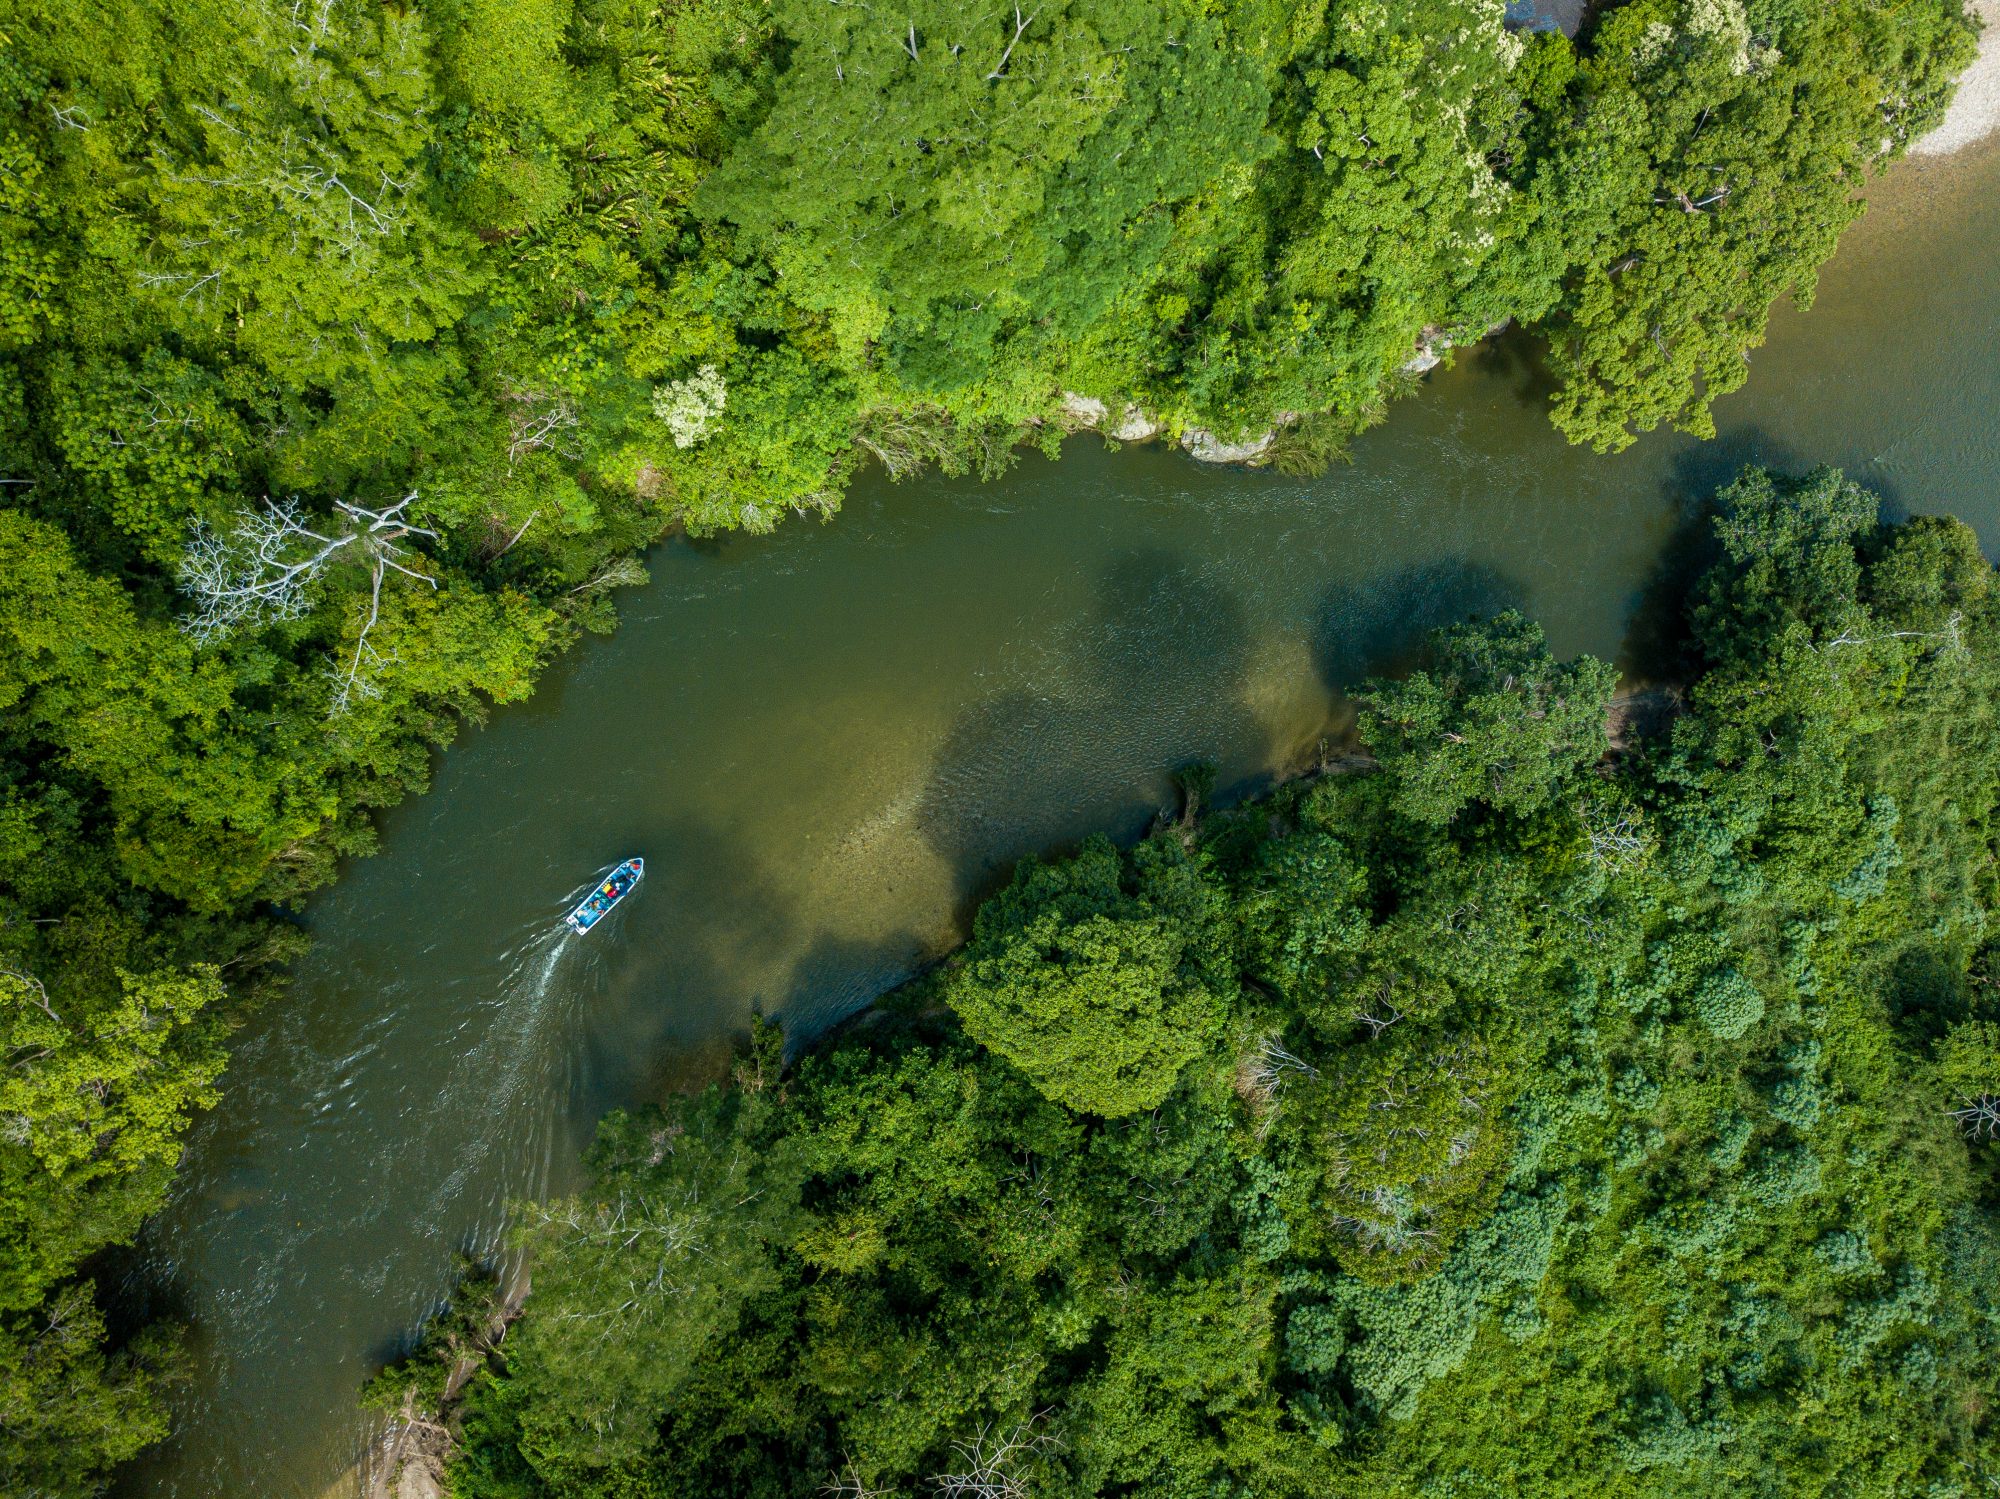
767 929 945 1049
1308 558 1523 697
1612 424 1752 688
910 547 1259 922
1464 325 1561 413
1664 423 1805 512
1616 424 1918 684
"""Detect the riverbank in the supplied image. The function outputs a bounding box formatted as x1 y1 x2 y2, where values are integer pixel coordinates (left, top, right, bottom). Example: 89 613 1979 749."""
1916 0 2000 155
401 474 2000 1496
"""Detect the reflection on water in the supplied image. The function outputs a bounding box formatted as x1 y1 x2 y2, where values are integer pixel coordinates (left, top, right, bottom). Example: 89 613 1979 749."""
122 140 2000 1498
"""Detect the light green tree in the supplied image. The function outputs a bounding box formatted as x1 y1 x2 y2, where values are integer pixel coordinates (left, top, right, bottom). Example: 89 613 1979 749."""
1537 0 1975 450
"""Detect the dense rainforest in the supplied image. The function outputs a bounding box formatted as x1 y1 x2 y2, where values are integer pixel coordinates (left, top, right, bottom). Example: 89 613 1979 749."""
383 469 2000 1497
0 0 1984 1490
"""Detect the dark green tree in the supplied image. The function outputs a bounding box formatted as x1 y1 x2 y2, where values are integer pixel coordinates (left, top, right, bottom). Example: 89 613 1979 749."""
943 836 1229 1115
1356 610 1619 826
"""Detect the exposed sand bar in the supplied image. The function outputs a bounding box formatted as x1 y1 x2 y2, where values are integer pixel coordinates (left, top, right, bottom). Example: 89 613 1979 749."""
1914 0 2000 155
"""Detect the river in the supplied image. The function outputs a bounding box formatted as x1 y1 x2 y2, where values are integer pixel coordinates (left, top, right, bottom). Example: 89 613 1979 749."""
117 136 2000 1498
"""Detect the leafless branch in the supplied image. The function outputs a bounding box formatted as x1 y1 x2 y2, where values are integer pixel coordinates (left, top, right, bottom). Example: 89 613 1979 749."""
989 6 1036 80
1238 1035 1319 1129
1581 804 1649 872
1949 1094 2000 1141
567 554 649 597
822 1455 894 1499
177 498 352 643
178 492 440 715
931 1412 1062 1499
1820 612 1964 655
494 510 541 559
2 968 57 1022
505 391 582 466
1353 1004 1404 1040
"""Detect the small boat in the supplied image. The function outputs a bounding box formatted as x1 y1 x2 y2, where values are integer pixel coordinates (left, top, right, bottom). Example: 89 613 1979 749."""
565 858 643 934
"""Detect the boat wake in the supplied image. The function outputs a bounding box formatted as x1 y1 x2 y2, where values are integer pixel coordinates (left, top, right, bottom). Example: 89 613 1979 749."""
423 880 630 1243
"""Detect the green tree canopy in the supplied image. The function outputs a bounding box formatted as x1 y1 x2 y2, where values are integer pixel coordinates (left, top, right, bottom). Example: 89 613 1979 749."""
1356 610 1619 826
944 835 1229 1115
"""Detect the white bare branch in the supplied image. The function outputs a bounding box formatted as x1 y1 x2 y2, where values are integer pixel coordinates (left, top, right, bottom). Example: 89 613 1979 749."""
506 391 582 466
177 492 440 715
1819 611 1965 655
931 1412 1062 1499
327 561 395 716
325 492 438 715
2 968 57 1022
1353 1003 1404 1040
989 6 1036 80
331 490 439 546
177 498 352 644
822 1455 894 1499
1580 803 1649 872
567 554 648 596
1236 1034 1319 1136
1949 1093 2000 1141
1250 1037 1319 1091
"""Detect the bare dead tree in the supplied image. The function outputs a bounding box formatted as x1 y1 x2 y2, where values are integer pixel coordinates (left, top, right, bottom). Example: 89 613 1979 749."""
567 554 650 597
147 4 414 312
1248 1036 1319 1092
1237 1035 1319 1136
1581 803 1649 872
1353 1002 1404 1040
1820 611 1965 655
505 391 582 467
822 1455 894 1499
1949 1094 2000 1141
178 499 351 643
2 967 57 1021
1327 1185 1438 1259
517 1155 753 1344
178 492 439 714
326 547 411 716
931 1412 1062 1499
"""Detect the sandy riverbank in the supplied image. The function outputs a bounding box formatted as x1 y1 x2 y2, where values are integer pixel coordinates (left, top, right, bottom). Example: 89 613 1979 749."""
1914 0 2000 155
